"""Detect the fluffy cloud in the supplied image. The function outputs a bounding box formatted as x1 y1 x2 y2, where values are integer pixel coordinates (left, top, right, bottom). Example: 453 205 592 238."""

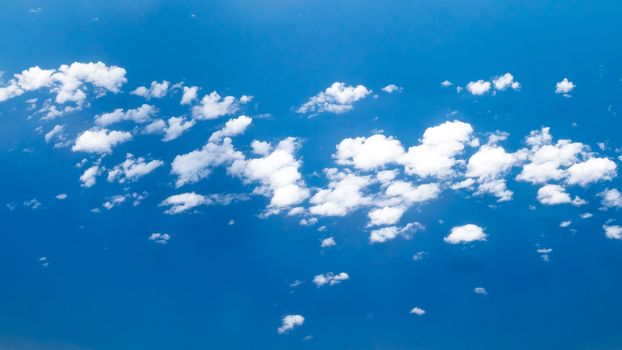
160 192 248 214
466 144 526 201
95 104 157 126
474 287 488 295
320 237 336 247
149 233 170 244
277 315 304 334
44 124 70 147
192 91 238 120
367 206 405 227
309 170 372 216
313 272 349 287
180 86 198 105
107 153 164 183
410 307 426 316
145 116 196 142
171 137 244 187
600 188 622 208
335 134 404 170
466 80 491 95
492 73 520 91
604 225 622 240
369 222 424 244
566 158 617 187
398 120 474 177
0 62 126 108
536 184 585 206
131 81 169 99
382 84 402 93
297 82 371 115
72 129 132 154
555 78 575 94
230 138 309 210
444 224 486 244
208 115 253 142
79 165 100 188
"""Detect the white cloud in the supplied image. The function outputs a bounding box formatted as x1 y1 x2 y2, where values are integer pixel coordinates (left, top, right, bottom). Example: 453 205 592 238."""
555 78 575 94
369 222 424 244
537 184 586 206
367 206 405 227
277 315 304 334
492 73 520 91
474 287 488 295
251 140 271 155
192 91 238 120
55 193 68 200
412 251 428 261
103 194 127 210
604 225 622 240
444 224 486 244
382 84 402 93
149 233 170 244
230 138 309 210
95 104 157 126
335 134 405 170
466 80 491 95
172 138 244 187
382 181 441 206
566 157 617 187
537 247 553 262
410 307 426 316
313 272 349 287
440 80 453 87
72 129 132 154
297 82 371 115
44 124 69 147
309 170 372 216
160 192 207 214
600 188 622 208
107 153 164 183
320 237 336 248
466 145 524 180
145 116 196 142
208 115 253 142
560 220 572 228
180 86 198 105
23 198 42 209
131 81 169 99
398 120 474 177
79 165 100 188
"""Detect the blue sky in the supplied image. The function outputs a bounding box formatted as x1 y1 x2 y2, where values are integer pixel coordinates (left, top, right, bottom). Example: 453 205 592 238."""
1 1 622 349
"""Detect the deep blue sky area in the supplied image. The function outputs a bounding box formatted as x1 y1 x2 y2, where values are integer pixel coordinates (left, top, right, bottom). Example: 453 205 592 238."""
1 1 622 349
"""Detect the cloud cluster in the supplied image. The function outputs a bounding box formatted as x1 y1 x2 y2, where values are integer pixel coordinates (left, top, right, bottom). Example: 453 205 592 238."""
297 82 371 115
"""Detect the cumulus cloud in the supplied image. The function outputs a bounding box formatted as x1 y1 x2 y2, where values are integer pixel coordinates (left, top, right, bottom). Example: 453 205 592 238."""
369 222 424 244
297 82 371 115
192 91 239 120
398 120 474 177
313 272 349 287
208 115 253 142
320 237 336 247
79 165 100 188
555 78 575 94
600 188 622 208
382 84 402 93
335 134 404 170
180 86 198 105
604 225 622 240
107 153 164 183
131 81 170 99
444 224 486 244
492 73 520 91
230 137 309 210
72 128 132 154
440 80 453 87
149 233 170 244
172 138 244 187
566 157 617 187
466 143 526 201
145 116 196 142
466 80 491 95
309 170 372 216
44 124 70 147
537 184 586 206
474 287 488 295
95 104 157 126
160 192 248 214
277 315 304 334
410 307 426 316
367 206 406 227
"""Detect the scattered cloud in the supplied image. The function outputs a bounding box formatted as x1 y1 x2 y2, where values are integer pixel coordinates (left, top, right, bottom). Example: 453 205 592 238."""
277 315 304 334
297 82 371 115
444 224 486 244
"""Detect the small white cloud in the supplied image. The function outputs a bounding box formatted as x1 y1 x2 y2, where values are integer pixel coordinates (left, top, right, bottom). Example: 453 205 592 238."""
160 192 207 214
566 158 617 187
440 80 453 87
604 225 622 240
297 82 371 115
599 188 622 208
180 86 198 105
95 104 157 126
313 272 349 287
382 84 402 93
559 220 572 228
208 115 253 142
369 222 424 244
412 251 428 261
410 307 426 316
320 237 336 248
192 91 239 120
473 287 488 295
335 134 405 170
131 81 170 100
580 212 593 219
149 233 170 244
444 224 486 244
555 78 575 94
79 165 100 188
23 198 42 209
466 80 491 95
172 138 244 187
537 247 553 262
492 73 520 91
537 184 586 206
55 193 68 200
277 315 304 334
72 128 132 154
107 153 164 183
